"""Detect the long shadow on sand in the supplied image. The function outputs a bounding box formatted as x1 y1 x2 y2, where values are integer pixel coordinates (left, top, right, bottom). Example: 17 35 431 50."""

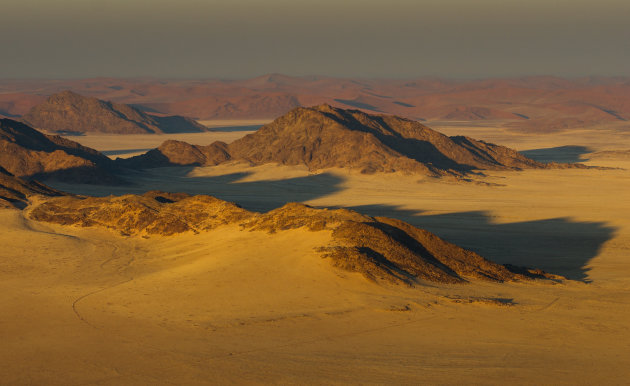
327 204 616 282
520 145 593 163
49 167 346 213
102 148 154 157
47 167 615 281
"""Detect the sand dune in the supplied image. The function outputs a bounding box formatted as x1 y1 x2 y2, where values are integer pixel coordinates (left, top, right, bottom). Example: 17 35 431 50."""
1 190 629 383
2 124 630 383
29 191 553 285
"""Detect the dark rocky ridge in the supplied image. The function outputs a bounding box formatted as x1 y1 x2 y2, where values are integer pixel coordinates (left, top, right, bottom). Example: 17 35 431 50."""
0 118 121 184
120 105 584 175
0 166 63 209
22 91 207 134
29 191 561 285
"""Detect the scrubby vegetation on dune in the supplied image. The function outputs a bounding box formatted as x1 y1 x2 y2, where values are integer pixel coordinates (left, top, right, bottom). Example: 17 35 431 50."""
28 191 560 285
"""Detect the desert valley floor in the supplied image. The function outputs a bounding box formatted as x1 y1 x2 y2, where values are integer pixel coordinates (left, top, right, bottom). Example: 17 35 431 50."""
2 123 630 384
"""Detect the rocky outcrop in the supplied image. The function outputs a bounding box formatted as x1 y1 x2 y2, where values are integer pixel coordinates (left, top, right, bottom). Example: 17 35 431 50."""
0 118 121 183
120 105 578 175
29 192 560 285
0 166 63 209
119 140 231 168
22 91 207 134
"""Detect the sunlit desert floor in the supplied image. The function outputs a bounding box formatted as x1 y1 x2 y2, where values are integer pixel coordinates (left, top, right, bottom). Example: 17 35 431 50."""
2 125 630 384
64 129 257 159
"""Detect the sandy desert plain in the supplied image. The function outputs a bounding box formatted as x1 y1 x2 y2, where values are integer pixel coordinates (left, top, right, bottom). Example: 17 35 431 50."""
2 120 630 385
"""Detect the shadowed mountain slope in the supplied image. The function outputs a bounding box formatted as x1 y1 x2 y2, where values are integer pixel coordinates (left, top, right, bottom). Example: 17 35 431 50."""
0 166 63 209
29 191 560 285
22 91 207 134
0 118 121 183
120 105 583 175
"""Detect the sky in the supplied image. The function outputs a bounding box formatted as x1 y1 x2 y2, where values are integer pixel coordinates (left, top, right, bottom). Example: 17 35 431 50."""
1 0 629 79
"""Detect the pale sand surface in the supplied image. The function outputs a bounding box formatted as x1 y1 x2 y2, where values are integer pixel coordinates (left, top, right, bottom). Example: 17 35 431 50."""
1 207 629 385
62 131 255 159
3 127 630 384
433 123 630 154
198 119 271 128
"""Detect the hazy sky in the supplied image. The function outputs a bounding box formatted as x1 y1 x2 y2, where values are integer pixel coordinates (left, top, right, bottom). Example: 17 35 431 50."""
1 0 629 79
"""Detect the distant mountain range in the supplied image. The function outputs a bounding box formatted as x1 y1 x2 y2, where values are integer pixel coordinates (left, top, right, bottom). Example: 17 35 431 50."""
20 91 207 134
1 75 629 131
0 106 586 187
120 105 579 175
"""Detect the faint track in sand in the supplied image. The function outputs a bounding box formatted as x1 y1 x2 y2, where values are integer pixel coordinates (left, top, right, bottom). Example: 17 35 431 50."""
71 277 135 329
536 297 560 312
39 232 135 329
73 237 140 328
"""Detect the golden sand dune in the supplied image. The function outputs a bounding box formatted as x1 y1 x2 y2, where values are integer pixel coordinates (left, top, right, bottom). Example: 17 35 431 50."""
29 191 551 285
1 189 628 384
2 124 630 384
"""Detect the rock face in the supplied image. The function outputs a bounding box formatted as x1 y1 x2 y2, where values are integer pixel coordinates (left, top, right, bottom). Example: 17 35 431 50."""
29 191 251 235
0 118 121 183
0 166 62 209
22 91 207 134
119 140 231 169
120 105 559 175
29 191 559 285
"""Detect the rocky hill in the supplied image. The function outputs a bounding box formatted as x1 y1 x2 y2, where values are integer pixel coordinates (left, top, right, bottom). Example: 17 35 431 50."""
3 75 629 132
119 139 231 169
28 191 559 285
0 166 62 209
21 91 207 134
155 93 301 120
120 105 574 175
0 118 121 183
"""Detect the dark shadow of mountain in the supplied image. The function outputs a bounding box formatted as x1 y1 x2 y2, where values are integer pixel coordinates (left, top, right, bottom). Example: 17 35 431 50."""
520 145 593 163
28 165 128 186
54 131 85 136
324 203 616 282
47 168 345 212
393 101 415 108
0 109 20 118
102 148 154 157
334 99 381 112
153 116 207 133
209 125 262 132
128 104 161 113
